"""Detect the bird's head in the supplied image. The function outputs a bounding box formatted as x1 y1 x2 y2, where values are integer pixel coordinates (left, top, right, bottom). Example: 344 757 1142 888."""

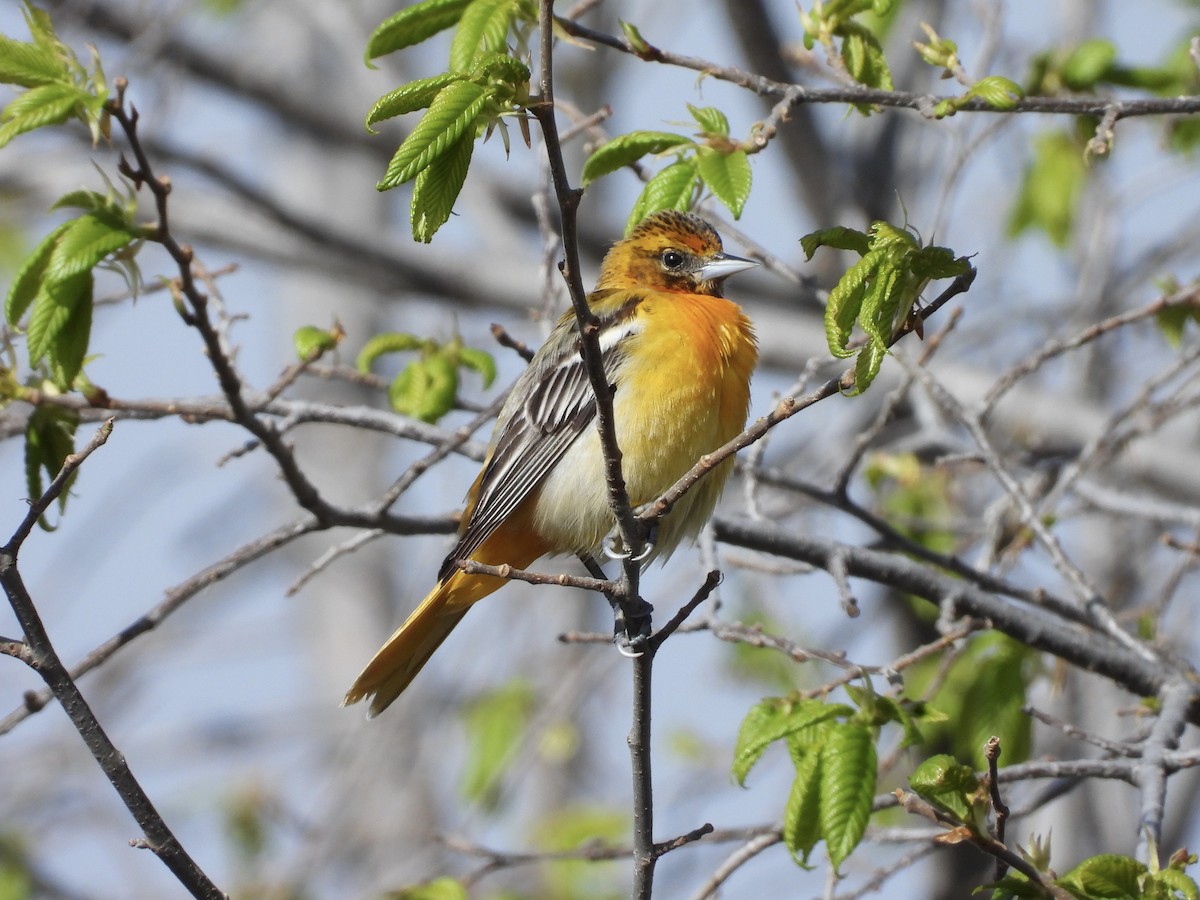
596 210 757 298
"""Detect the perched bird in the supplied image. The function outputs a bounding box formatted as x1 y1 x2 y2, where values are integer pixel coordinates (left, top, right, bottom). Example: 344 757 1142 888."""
344 210 758 716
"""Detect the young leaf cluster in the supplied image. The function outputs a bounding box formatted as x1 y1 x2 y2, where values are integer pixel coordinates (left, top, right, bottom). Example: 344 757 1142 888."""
357 332 496 423
802 222 971 393
800 0 896 111
0 2 109 147
581 104 753 235
733 687 928 869
365 0 535 242
989 846 1199 899
5 189 143 391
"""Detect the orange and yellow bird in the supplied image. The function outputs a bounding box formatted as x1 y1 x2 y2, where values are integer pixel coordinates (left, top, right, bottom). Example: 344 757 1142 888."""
343 210 758 716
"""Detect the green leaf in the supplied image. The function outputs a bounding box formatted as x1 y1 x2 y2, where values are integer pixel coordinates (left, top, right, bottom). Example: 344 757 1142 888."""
24 404 79 527
625 160 700 235
840 22 893 94
1059 854 1146 898
851 338 888 394
0 34 65 87
449 0 518 73
365 73 463 132
357 332 426 373
953 634 1033 766
824 247 885 358
366 0 474 63
908 754 980 823
377 80 492 190
783 744 823 866
389 354 459 422
0 82 84 148
819 723 875 869
1008 130 1087 246
27 270 90 366
46 213 136 283
470 51 530 86
695 147 752 219
619 19 652 56
457 345 496 388
687 103 729 136
580 131 693 186
411 128 475 242
1151 868 1200 900
459 680 534 808
800 226 871 260
732 697 851 786
6 221 71 325
965 75 1023 111
1062 39 1117 91
51 277 92 386
293 325 340 360
908 245 973 280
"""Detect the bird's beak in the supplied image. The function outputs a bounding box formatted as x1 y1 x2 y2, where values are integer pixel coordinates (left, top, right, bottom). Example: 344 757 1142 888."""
699 253 758 282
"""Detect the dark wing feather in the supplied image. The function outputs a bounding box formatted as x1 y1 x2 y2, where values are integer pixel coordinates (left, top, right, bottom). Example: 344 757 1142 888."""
439 302 639 578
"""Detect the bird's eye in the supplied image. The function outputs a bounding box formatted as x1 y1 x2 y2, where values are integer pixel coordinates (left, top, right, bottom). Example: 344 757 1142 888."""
662 250 685 270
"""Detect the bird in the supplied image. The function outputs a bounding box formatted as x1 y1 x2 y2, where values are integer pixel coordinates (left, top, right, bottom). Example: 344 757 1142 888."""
343 209 758 717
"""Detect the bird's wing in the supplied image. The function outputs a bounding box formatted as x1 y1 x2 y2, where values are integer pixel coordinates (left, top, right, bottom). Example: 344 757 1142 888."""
441 297 641 577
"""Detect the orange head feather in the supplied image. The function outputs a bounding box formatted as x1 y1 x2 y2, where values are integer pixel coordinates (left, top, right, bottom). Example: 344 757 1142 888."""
595 210 755 297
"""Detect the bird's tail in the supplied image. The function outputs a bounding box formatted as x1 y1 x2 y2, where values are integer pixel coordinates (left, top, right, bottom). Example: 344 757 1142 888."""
342 540 545 717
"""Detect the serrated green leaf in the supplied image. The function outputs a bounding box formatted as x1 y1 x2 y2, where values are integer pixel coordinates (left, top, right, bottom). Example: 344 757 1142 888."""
24 403 80 527
459 680 534 808
46 214 136 283
800 226 871 260
580 131 693 186
51 277 92 387
687 103 729 137
450 0 518 73
824 247 884 357
366 73 463 131
390 354 460 422
908 245 972 280
1059 854 1146 898
840 22 893 96
457 346 496 388
0 34 66 87
625 161 700 235
850 338 887 394
366 0 474 63
378 80 491 190
411 127 475 242
6 221 71 325
783 745 823 866
1008 130 1087 246
471 51 529 85
819 723 875 869
23 3 59 50
695 147 752 219
1062 39 1117 91
909 754 980 822
966 75 1023 111
357 332 426 373
732 697 851 786
26 270 90 366
0 82 83 147
1151 868 1200 900
51 189 121 215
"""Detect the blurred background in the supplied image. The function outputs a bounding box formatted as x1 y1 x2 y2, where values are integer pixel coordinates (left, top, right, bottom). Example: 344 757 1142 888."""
1 0 1200 897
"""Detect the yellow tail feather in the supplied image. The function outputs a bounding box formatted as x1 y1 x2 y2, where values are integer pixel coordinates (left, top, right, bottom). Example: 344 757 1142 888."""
343 535 546 717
